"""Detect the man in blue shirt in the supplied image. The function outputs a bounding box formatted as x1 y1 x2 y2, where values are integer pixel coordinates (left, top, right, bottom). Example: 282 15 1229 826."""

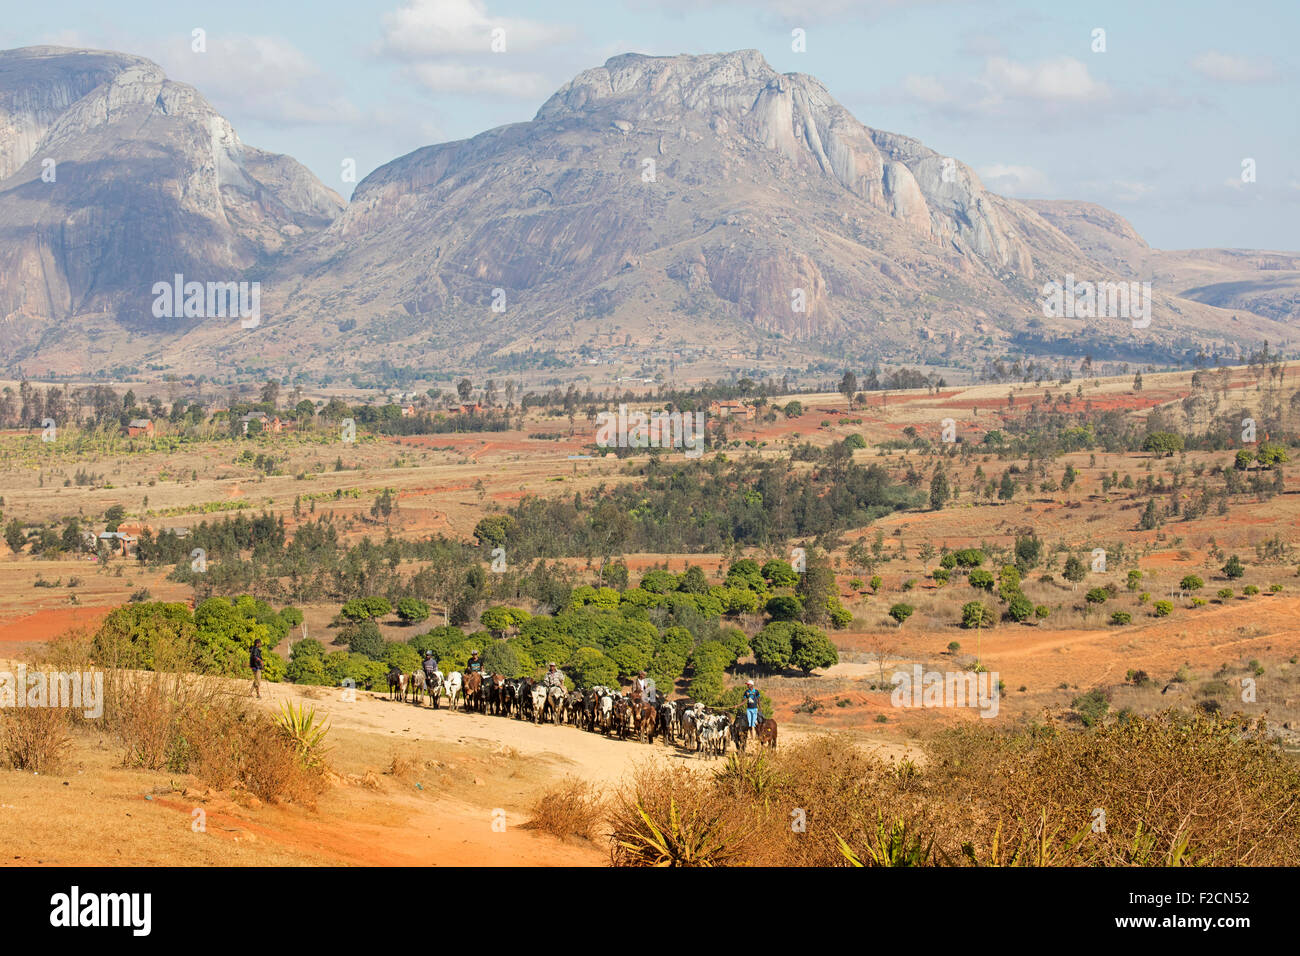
743 679 760 729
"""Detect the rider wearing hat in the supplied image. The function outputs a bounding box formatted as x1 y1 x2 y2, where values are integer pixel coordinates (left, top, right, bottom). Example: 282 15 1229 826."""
422 649 438 679
466 650 484 674
543 662 565 689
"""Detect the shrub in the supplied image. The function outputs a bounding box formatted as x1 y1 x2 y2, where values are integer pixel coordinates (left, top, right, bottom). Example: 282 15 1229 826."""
342 621 384 660
1034 605 1050 619
1217 588 1233 602
1179 575 1204 594
1 705 71 771
1243 585 1260 596
1085 587 1108 605
395 598 430 624
1269 584 1283 594
1153 601 1173 617
1110 611 1132 625
340 596 392 622
931 568 950 585
524 778 606 841
1006 595 1034 623
1072 689 1110 727
1222 555 1245 579
961 602 996 629
888 603 914 626
968 570 995 592
947 641 961 654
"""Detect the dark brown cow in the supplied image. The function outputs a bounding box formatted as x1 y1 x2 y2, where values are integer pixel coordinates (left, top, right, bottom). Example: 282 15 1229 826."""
756 717 778 750
463 671 484 713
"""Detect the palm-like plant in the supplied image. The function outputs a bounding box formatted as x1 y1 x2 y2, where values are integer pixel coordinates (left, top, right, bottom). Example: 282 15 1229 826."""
273 701 330 769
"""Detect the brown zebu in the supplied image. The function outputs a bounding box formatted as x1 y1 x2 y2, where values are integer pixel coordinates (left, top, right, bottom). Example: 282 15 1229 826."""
463 671 485 713
633 701 659 744
756 717 778 750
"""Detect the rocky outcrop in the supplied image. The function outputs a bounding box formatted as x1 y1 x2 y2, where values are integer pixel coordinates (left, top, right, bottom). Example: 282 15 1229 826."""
0 45 343 360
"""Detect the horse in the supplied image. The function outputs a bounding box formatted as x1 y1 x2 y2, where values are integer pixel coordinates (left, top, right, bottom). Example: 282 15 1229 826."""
386 667 406 701
634 702 659 744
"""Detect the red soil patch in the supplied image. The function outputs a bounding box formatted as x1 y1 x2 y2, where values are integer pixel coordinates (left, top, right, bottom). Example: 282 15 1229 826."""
0 606 111 646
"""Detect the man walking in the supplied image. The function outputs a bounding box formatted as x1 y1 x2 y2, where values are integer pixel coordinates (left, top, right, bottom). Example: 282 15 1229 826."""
250 638 264 699
743 679 760 732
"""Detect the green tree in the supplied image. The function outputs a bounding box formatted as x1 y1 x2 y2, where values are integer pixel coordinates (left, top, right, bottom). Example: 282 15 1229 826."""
751 621 795 673
888 603 914 626
929 470 950 510
1142 431 1184 457
1222 555 1245 579
789 625 839 676
1062 555 1087 590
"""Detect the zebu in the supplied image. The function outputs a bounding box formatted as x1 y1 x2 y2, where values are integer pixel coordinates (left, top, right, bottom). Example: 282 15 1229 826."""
487 674 507 716
545 685 566 724
611 696 630 740
565 690 585 726
440 671 463 711
755 717 778 750
463 671 485 713
530 682 549 724
658 700 677 745
407 670 427 704
597 692 615 734
386 667 407 701
425 669 444 709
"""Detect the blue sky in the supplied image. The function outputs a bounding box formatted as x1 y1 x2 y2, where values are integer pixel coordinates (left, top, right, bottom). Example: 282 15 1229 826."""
8 0 1297 250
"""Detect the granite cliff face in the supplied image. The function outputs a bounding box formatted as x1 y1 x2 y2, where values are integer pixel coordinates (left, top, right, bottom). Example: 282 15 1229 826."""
0 46 343 366
275 48 1257 375
0 47 1289 377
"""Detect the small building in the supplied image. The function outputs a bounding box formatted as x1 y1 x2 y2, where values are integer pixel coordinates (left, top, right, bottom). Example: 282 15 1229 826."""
400 403 417 417
449 402 482 415
239 412 283 434
709 400 754 420
126 418 154 437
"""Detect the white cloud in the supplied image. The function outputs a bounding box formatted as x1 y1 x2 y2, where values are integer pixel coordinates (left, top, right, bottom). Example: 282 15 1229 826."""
901 56 1110 118
1190 51 1278 84
379 0 576 57
982 56 1110 102
978 163 1050 196
377 0 578 101
159 34 360 127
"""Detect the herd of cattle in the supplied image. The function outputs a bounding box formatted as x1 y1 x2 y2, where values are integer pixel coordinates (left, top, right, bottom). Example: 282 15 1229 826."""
385 666 777 755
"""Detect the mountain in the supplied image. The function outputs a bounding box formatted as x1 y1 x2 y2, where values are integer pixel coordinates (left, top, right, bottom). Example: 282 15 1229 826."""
0 46 344 373
0 47 1293 381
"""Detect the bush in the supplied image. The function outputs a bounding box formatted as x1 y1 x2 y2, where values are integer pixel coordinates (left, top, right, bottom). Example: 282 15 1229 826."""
961 602 996 629
1153 600 1173 617
342 621 384 660
1110 611 1132 626
1034 605 1050 620
1222 555 1245 579
1071 688 1110 727
1217 588 1233 602
1243 585 1260 596
523 778 606 841
1179 575 1204 594
1085 587 1108 605
566 646 619 688
931 568 950 585
765 595 803 621
340 596 392 622
968 570 995 592
1 705 71 771
888 603 914 626
395 598 430 624
1006 595 1034 623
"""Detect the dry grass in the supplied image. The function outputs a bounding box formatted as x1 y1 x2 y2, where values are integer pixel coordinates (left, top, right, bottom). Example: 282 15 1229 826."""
522 777 606 842
603 712 1300 866
1 705 72 771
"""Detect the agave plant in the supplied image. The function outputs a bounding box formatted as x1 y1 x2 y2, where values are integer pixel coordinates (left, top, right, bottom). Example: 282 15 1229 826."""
838 812 937 866
961 810 1091 866
613 798 739 867
273 701 330 769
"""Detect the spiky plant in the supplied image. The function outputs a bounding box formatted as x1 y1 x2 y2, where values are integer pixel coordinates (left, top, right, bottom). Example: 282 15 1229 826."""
273 701 330 769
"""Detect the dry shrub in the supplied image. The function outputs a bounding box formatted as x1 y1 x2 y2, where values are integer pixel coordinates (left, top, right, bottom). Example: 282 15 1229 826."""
523 778 606 842
106 665 326 806
604 712 1300 866
1 705 72 772
387 746 423 781
987 711 1300 866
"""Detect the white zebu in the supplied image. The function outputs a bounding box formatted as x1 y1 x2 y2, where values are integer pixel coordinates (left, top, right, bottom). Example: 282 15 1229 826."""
530 683 549 724
440 671 463 711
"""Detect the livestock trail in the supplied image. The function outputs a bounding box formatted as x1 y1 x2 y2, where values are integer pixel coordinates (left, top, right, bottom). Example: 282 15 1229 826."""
386 666 779 760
